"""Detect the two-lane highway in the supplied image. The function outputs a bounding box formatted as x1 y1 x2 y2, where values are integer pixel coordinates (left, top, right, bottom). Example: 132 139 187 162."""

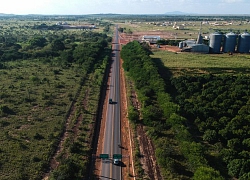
101 25 121 179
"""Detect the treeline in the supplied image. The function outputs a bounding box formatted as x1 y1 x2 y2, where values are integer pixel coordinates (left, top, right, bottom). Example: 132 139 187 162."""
0 31 111 64
121 41 224 179
49 56 110 180
92 14 249 22
0 28 111 179
171 75 250 180
0 14 249 22
157 39 181 46
43 32 110 180
32 23 64 30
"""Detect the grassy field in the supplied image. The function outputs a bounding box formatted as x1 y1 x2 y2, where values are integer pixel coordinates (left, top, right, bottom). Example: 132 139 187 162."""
0 59 86 179
151 50 250 76
119 20 250 40
0 16 113 179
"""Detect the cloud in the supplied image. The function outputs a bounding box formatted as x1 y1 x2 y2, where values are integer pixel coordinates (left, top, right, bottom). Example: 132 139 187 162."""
127 0 163 2
221 0 244 3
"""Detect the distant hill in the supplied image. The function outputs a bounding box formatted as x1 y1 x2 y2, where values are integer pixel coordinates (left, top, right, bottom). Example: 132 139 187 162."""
0 13 15 16
165 11 189 15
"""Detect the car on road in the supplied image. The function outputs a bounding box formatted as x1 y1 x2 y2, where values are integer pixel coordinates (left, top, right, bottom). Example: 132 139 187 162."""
113 159 119 165
109 98 113 104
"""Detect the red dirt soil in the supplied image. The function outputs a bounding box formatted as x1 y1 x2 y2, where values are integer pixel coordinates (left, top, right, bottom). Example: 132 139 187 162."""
128 81 163 180
120 31 180 53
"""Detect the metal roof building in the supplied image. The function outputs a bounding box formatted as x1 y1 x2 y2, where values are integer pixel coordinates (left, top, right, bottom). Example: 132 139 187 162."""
190 44 209 53
142 36 161 44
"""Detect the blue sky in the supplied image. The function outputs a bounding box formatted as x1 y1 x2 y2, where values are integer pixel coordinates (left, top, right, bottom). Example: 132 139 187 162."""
0 0 249 15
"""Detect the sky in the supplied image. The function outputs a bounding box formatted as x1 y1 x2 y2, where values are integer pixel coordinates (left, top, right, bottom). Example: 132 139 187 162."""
0 0 249 15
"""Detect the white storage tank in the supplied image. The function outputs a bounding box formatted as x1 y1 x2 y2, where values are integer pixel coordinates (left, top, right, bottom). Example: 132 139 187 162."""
223 32 237 53
209 32 222 53
179 41 183 49
237 32 250 53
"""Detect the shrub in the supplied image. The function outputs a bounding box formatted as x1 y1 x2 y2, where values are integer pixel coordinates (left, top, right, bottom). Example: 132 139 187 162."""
0 105 14 115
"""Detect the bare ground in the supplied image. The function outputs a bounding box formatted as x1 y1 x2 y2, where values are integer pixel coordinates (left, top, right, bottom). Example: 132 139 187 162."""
119 31 178 46
137 124 163 180
128 81 163 180
120 59 135 179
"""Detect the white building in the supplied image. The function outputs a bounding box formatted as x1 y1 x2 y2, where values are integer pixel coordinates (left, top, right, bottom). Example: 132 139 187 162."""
142 35 161 44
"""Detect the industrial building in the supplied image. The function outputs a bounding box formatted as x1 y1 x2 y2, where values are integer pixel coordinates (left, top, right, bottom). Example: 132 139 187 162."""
142 35 161 44
178 22 210 53
179 30 250 54
173 22 185 30
180 42 209 53
179 33 209 53
179 21 250 54
190 44 209 53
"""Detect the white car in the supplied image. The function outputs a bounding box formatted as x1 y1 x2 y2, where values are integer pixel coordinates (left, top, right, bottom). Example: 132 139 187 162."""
113 159 119 165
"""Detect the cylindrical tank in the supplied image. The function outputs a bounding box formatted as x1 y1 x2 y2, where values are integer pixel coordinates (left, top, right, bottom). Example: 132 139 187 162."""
179 41 183 49
209 32 222 53
223 32 237 53
237 32 250 53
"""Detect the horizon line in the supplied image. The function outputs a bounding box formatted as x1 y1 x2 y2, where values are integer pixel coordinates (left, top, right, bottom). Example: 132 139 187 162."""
1 13 250 16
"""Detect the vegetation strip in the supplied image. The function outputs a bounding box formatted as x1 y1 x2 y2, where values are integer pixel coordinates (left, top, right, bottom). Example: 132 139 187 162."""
0 18 111 179
121 41 228 179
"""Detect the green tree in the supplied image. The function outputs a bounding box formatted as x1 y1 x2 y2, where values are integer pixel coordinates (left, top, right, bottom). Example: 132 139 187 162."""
142 105 161 126
180 141 208 171
128 106 139 123
51 39 65 51
60 50 74 63
50 158 80 180
227 159 250 178
203 129 217 143
29 36 47 47
118 27 124 33
193 166 224 180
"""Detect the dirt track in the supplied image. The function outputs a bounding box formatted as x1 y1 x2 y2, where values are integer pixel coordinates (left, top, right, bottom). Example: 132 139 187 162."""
128 80 163 180
137 124 162 180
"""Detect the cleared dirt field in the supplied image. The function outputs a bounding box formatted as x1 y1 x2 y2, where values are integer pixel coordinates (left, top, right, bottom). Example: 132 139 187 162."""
119 31 177 45
119 31 181 53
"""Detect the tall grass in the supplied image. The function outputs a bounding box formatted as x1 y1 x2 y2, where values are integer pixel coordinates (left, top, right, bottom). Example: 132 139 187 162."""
0 59 83 179
151 50 250 76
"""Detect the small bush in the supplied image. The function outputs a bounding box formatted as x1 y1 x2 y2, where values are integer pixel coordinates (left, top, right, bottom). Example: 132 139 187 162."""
0 105 14 115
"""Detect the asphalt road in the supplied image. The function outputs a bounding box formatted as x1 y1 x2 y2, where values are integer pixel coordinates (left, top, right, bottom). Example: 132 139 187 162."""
101 25 122 180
